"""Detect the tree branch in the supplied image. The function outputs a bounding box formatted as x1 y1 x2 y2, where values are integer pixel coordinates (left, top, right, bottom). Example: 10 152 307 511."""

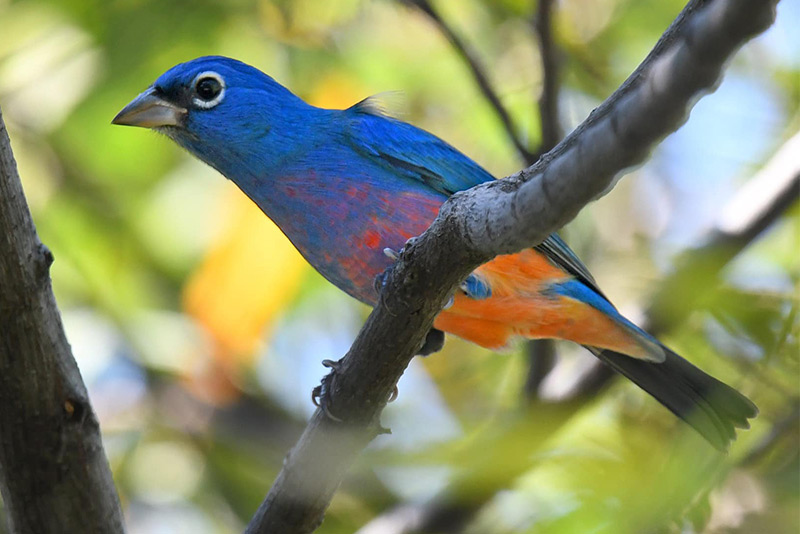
647 132 800 332
355 133 800 534
0 110 125 532
404 0 538 164
245 0 778 532
533 0 563 152
524 0 564 399
568 135 800 399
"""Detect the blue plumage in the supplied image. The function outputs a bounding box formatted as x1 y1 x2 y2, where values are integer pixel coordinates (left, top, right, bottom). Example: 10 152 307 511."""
113 56 757 450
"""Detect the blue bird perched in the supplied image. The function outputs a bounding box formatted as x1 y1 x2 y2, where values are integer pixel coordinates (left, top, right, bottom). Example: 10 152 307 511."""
113 56 757 450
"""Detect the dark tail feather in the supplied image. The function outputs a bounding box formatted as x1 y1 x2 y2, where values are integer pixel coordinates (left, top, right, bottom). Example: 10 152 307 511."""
587 345 758 451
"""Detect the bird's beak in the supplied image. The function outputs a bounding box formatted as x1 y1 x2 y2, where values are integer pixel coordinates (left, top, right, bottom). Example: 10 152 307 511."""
112 87 187 128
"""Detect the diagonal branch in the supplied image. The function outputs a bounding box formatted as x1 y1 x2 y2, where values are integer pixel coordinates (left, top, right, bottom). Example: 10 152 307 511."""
0 111 125 532
569 133 800 398
245 0 778 532
355 134 800 534
404 0 538 164
647 133 800 332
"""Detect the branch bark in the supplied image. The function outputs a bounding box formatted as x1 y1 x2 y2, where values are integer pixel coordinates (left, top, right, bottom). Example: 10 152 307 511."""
354 132 800 534
246 0 778 532
0 111 125 532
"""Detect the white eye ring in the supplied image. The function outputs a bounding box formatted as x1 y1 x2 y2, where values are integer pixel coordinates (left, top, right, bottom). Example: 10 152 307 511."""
191 71 226 109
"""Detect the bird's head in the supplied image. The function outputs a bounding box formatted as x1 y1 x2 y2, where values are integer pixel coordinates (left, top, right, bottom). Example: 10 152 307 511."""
113 56 309 176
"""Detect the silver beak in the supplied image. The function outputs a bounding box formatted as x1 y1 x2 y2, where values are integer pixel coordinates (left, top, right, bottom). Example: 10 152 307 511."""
112 87 187 128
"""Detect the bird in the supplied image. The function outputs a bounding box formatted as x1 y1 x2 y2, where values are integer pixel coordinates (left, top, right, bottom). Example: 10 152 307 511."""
113 56 757 450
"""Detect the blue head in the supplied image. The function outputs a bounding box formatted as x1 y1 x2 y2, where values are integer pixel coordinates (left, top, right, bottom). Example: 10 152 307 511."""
113 56 314 179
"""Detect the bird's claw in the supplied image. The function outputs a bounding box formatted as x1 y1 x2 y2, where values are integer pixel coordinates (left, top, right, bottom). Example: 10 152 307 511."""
374 267 391 294
443 294 454 310
382 237 418 263
311 359 344 422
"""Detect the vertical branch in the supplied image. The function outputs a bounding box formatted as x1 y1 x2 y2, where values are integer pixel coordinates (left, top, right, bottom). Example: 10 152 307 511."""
0 109 125 533
404 0 537 165
533 0 563 151
522 339 557 400
524 0 563 399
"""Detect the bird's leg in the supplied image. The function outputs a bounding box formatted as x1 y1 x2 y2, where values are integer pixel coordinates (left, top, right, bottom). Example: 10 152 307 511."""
311 359 344 422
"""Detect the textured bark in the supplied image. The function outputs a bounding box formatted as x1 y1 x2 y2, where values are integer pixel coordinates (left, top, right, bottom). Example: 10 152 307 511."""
246 0 779 532
0 110 125 533
354 133 799 534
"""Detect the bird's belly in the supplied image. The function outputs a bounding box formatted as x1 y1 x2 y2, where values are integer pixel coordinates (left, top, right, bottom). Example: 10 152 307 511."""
266 176 444 305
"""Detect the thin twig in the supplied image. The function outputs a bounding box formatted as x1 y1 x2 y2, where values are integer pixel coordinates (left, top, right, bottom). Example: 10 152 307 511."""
741 402 800 467
533 0 563 151
405 0 537 164
523 0 565 398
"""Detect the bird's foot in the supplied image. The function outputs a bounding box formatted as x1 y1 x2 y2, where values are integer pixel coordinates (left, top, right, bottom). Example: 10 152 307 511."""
373 267 399 316
417 328 445 356
311 359 344 422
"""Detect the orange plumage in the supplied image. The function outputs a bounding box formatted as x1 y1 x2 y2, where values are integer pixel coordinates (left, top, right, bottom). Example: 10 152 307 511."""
434 249 648 358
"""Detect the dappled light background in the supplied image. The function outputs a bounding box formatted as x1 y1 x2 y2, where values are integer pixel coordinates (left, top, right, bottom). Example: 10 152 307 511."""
0 0 797 532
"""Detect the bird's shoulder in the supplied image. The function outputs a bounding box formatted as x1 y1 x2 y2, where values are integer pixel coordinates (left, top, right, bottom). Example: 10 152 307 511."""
338 99 494 195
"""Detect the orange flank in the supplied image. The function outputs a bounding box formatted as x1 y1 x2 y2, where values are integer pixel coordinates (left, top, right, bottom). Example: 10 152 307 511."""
433 249 647 357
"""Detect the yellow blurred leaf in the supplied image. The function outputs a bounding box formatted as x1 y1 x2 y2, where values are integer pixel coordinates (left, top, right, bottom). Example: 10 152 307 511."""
183 191 308 361
306 71 366 109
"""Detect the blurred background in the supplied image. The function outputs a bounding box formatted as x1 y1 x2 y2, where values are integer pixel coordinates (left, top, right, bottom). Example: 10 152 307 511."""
0 0 797 532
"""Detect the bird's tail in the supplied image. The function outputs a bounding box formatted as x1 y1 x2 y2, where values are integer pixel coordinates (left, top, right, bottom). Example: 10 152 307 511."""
586 345 758 450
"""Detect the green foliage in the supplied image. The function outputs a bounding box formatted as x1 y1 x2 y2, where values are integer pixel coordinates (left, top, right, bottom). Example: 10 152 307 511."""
0 0 797 532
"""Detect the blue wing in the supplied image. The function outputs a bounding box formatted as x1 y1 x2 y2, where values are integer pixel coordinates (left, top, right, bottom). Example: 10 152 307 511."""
342 100 604 297
343 100 494 195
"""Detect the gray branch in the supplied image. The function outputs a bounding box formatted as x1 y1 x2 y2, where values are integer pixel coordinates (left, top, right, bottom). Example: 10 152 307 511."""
354 130 800 534
0 111 125 532
567 132 800 399
246 0 778 532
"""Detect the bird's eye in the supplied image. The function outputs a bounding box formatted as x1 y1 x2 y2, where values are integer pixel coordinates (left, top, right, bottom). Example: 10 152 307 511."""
192 72 225 109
